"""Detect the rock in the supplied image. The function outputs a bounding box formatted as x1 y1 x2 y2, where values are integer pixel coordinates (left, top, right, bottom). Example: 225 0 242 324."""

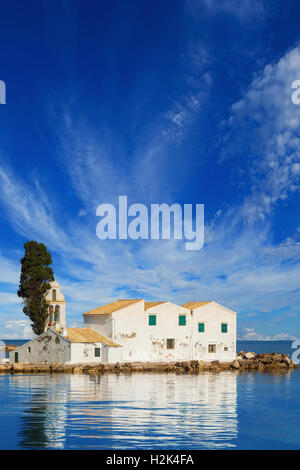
21 364 34 373
86 368 99 374
239 359 252 369
282 357 292 367
0 363 12 373
12 363 26 372
132 365 144 372
231 360 240 369
52 364 66 373
258 363 265 372
198 361 206 369
35 364 51 373
3 354 299 375
220 362 231 370
244 352 256 360
189 360 198 368
211 360 220 366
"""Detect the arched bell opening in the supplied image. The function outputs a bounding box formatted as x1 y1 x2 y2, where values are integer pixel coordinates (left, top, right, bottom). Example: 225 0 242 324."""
49 305 54 324
54 305 60 323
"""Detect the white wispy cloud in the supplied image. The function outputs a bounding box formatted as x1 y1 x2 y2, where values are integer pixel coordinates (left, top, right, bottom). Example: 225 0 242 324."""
238 327 299 341
1 105 300 339
0 253 20 284
1 45 300 341
163 42 213 141
0 166 70 250
224 46 300 224
4 319 33 339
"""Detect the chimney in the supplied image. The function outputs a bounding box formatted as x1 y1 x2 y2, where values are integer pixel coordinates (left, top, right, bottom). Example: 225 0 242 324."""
61 327 67 337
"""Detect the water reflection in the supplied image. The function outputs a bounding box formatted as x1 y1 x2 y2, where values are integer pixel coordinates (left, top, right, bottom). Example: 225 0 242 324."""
10 372 238 449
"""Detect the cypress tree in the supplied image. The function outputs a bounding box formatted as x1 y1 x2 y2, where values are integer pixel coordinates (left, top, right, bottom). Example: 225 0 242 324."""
17 241 54 335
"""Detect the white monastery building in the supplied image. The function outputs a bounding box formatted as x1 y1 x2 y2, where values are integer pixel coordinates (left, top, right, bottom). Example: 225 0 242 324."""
10 281 237 364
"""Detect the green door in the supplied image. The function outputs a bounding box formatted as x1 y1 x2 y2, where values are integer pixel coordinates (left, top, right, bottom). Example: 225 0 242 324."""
15 352 18 363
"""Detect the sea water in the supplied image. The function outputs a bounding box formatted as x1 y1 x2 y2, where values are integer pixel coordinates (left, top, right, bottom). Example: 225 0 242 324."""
0 340 299 450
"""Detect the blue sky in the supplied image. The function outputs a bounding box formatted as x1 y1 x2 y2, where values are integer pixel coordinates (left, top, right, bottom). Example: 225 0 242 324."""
0 0 300 340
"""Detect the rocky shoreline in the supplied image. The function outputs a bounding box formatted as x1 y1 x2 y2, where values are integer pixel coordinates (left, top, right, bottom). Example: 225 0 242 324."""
0 352 298 374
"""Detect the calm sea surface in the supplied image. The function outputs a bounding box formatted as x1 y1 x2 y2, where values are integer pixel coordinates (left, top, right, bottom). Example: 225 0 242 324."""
0 340 299 450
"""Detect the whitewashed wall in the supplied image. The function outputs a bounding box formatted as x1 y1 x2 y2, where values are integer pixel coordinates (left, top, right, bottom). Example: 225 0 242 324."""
97 300 236 363
191 302 236 362
143 302 192 362
83 314 113 339
111 300 148 362
70 342 107 364
9 330 71 364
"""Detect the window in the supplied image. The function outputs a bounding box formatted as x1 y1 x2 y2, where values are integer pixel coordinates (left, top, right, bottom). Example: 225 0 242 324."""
179 315 186 326
52 289 56 301
149 315 156 326
94 347 101 357
49 305 54 323
28 347 31 353
198 322 205 333
15 352 18 363
224 347 228 351
54 305 60 323
221 323 228 333
167 338 175 349
208 344 216 353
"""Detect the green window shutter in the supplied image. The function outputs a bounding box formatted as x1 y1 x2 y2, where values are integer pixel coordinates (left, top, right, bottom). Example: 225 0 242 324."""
94 347 101 357
149 315 156 326
221 323 228 333
198 322 205 333
179 315 186 326
15 352 18 363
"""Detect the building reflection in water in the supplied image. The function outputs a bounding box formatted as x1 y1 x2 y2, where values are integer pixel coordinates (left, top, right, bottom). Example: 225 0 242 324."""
14 372 238 449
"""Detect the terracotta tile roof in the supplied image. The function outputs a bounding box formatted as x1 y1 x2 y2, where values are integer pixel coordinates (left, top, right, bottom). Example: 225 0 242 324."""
181 301 212 310
66 328 121 347
144 301 167 310
82 299 143 316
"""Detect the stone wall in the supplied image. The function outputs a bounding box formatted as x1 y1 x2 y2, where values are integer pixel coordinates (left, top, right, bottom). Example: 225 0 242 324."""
1 352 298 374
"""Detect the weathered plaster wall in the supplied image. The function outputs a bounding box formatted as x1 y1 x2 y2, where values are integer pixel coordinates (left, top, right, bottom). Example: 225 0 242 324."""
191 302 236 362
9 330 71 364
107 301 236 363
83 314 113 339
70 342 107 364
112 300 149 362
143 302 191 362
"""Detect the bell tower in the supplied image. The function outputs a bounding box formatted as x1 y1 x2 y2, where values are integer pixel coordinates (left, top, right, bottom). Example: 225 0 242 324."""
45 280 66 332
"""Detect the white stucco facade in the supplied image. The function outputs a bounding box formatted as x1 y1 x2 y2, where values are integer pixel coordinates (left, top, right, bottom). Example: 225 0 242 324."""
10 329 71 364
10 281 237 364
84 299 237 363
9 328 115 364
